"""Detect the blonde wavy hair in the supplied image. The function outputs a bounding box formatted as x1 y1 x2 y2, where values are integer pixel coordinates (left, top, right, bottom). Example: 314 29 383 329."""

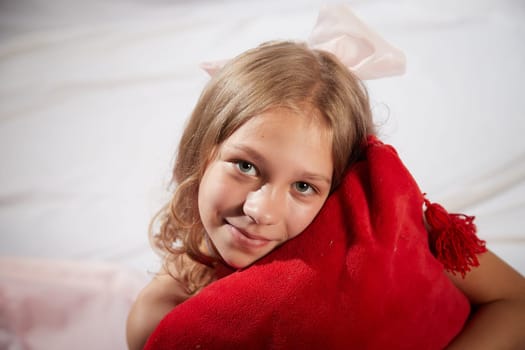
150 41 374 294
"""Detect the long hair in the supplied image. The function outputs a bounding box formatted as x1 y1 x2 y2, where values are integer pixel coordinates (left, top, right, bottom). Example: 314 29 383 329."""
151 41 374 294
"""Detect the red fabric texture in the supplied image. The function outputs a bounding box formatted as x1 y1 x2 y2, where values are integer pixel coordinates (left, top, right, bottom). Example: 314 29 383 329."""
144 137 476 349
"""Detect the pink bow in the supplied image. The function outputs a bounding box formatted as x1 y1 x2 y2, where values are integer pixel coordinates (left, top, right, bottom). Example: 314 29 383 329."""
201 4 406 80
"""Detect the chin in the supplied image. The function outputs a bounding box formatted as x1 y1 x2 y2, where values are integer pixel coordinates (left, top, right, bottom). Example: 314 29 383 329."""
220 252 264 270
222 257 253 270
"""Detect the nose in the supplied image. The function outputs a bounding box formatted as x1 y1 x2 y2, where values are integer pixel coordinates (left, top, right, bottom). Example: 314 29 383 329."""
243 184 284 225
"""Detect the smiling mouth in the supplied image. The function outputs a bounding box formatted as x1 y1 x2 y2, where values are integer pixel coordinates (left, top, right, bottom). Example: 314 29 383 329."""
226 222 272 249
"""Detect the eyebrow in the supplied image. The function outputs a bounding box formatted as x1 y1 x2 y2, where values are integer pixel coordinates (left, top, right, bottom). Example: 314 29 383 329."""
301 173 332 186
231 144 267 166
230 144 332 186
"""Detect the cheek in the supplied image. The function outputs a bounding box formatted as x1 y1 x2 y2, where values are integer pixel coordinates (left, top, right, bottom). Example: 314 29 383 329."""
198 165 223 215
287 203 326 239
198 163 245 218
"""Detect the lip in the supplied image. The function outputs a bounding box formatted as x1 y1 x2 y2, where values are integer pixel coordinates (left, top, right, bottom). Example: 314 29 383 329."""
226 223 272 249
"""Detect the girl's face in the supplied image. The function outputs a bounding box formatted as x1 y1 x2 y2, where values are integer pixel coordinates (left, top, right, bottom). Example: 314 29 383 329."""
198 108 333 269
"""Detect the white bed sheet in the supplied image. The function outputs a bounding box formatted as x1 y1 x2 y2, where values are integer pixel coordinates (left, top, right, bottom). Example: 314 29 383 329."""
0 0 524 348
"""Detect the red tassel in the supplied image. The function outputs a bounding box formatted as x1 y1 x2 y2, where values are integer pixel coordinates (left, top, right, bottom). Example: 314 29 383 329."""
423 198 487 277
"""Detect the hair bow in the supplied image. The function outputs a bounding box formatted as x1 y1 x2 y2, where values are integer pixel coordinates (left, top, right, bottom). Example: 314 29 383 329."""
200 4 406 80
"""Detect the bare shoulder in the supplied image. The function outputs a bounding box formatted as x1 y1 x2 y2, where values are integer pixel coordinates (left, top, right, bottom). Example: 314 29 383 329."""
126 264 191 350
446 250 525 304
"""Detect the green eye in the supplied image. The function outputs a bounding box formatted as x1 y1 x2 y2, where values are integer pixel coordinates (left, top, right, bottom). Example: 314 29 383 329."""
236 161 257 175
294 182 312 193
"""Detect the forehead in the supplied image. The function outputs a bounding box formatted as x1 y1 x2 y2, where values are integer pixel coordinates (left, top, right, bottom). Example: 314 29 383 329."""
233 106 330 137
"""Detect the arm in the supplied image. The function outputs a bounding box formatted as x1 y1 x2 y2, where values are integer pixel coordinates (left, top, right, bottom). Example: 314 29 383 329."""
446 250 525 350
126 266 191 350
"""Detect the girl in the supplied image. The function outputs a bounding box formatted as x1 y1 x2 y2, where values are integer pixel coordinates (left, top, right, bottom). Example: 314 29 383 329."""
127 41 525 350
127 40 373 349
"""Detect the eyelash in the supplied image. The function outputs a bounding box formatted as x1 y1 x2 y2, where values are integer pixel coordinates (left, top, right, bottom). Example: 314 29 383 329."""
233 160 318 196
